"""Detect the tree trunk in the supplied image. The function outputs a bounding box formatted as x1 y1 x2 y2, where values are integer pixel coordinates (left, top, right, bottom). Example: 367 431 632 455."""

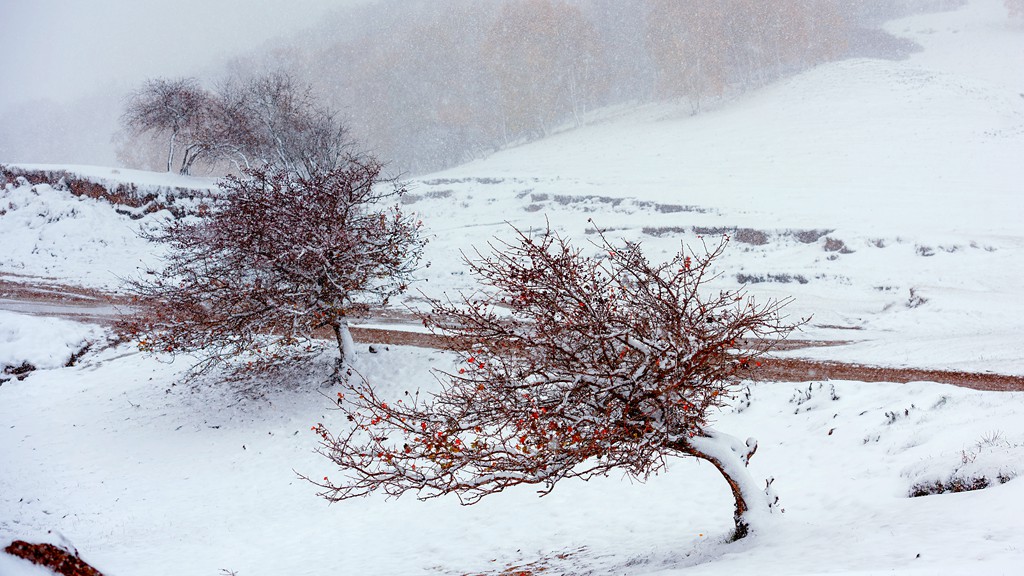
332 320 356 366
673 428 765 541
167 131 177 173
179 149 194 175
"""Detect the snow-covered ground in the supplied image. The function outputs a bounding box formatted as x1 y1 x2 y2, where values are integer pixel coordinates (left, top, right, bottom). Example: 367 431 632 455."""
2 0 1023 574
0 165 217 289
0 310 102 373
1 324 1023 575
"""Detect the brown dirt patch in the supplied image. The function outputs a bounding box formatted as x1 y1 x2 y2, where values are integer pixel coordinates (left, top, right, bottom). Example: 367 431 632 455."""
4 540 105 576
0 276 127 306
754 358 1024 392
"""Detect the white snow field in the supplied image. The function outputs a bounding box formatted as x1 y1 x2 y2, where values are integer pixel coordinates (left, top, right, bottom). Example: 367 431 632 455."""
2 0 1023 574
1 332 1023 576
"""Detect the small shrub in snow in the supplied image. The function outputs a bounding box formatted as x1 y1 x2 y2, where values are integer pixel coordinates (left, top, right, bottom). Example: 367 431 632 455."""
906 288 927 309
736 272 809 285
312 224 801 540
733 385 753 414
905 431 1021 497
691 226 768 246
789 382 839 413
822 237 853 254
791 229 833 244
884 405 916 425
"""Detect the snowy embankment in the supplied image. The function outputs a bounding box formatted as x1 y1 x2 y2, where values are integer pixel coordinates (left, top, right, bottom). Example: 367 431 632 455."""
0 165 216 291
0 310 102 377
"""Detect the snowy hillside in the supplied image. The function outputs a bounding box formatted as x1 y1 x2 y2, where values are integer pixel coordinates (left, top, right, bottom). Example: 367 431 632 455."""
403 0 1024 375
2 1 1023 575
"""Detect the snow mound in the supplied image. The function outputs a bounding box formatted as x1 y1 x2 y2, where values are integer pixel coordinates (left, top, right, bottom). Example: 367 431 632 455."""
0 310 104 373
903 430 1022 496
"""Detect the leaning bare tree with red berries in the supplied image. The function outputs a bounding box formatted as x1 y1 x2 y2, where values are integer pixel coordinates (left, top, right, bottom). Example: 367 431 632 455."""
311 224 799 540
121 158 424 377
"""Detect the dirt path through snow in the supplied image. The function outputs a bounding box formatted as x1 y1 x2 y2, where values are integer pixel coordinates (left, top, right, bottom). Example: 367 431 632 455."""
4 276 1021 392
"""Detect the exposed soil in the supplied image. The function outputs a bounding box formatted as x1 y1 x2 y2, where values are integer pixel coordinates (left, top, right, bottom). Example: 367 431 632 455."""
3 540 105 576
753 357 1024 392
0 275 127 305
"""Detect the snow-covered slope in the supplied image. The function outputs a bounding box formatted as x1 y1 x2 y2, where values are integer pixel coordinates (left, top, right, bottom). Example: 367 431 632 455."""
416 0 1023 234
0 164 217 289
401 0 1024 375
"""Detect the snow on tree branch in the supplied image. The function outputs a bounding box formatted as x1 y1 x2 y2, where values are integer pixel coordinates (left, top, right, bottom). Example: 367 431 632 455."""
310 222 802 540
120 159 425 378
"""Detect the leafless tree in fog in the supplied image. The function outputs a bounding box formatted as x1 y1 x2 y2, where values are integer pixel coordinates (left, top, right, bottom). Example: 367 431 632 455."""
122 77 212 174
122 72 352 177
1007 0 1024 19
216 72 354 178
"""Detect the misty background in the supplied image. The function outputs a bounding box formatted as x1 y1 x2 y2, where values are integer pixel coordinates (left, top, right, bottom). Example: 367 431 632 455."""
0 0 973 176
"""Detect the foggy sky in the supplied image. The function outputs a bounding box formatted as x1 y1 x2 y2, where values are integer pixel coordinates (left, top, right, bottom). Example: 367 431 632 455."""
0 0 371 109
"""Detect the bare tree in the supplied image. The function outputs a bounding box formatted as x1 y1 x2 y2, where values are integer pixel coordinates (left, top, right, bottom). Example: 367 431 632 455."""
311 224 800 541
121 72 352 178
218 72 353 178
121 160 425 376
121 77 212 174
1008 0 1024 19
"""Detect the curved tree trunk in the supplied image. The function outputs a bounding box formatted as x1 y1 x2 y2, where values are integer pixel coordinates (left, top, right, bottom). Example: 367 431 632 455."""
672 428 766 541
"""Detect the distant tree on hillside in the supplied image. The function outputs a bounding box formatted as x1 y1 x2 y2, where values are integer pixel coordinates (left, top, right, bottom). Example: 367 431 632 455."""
121 160 425 376
484 0 605 141
311 225 799 541
646 0 731 112
121 72 352 177
1008 0 1024 19
122 78 212 174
